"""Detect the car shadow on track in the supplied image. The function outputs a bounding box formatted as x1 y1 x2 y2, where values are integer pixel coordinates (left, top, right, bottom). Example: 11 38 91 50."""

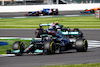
21 50 81 56
14 49 94 57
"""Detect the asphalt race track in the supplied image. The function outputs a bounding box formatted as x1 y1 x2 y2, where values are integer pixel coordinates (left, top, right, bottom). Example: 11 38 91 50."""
0 11 99 67
0 29 100 40
0 29 100 67
0 11 90 18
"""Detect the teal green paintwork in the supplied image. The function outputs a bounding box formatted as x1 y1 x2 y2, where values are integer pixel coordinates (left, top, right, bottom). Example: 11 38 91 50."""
34 49 43 53
13 50 20 53
62 31 78 35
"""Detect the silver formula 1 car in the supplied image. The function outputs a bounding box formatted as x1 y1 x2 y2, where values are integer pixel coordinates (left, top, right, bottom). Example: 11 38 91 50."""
7 23 88 56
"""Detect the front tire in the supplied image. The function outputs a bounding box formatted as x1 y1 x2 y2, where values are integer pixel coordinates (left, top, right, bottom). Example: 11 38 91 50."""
44 41 56 54
28 12 32 16
75 39 88 52
7 49 11 54
12 41 25 56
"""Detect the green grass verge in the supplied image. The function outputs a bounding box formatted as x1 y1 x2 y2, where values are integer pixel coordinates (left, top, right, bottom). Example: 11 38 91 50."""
0 39 31 54
0 16 100 28
40 63 100 67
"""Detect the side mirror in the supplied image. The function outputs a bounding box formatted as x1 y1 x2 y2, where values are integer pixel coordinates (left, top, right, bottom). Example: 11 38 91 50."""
40 26 42 29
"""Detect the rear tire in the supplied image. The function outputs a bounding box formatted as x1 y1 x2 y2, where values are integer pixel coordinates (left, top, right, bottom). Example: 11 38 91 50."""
91 9 94 13
73 28 83 37
35 29 43 38
36 12 39 16
75 39 88 52
54 12 59 15
73 28 79 32
28 12 32 13
12 41 25 56
55 46 61 54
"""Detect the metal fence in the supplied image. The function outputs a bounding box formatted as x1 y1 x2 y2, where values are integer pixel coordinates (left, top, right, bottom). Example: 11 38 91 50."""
0 0 99 6
0 0 44 5
75 0 99 3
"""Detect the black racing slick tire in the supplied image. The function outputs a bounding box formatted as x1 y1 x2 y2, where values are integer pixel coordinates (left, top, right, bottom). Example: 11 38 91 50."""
91 9 95 13
44 41 56 54
36 12 39 16
54 12 59 15
35 29 43 38
73 28 83 37
75 39 88 52
28 12 32 13
28 12 32 16
12 41 25 56
73 28 79 32
7 49 11 54
56 46 61 54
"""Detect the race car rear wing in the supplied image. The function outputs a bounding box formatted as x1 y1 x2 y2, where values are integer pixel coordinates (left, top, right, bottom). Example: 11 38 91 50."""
62 31 79 35
40 23 53 26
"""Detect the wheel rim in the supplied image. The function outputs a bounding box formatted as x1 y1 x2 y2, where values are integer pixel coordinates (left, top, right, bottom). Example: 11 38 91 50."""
83 39 88 51
50 42 55 53
18 42 23 50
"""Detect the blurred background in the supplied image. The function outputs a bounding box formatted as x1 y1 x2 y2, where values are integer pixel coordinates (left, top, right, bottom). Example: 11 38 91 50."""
0 0 100 6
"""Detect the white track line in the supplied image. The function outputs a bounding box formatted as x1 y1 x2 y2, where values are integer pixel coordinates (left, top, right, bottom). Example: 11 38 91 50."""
0 54 15 57
88 40 100 42
0 37 100 57
0 37 32 40
0 14 93 19
64 15 80 17
88 45 100 47
88 43 100 45
13 17 27 18
20 38 32 40
39 16 53 18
